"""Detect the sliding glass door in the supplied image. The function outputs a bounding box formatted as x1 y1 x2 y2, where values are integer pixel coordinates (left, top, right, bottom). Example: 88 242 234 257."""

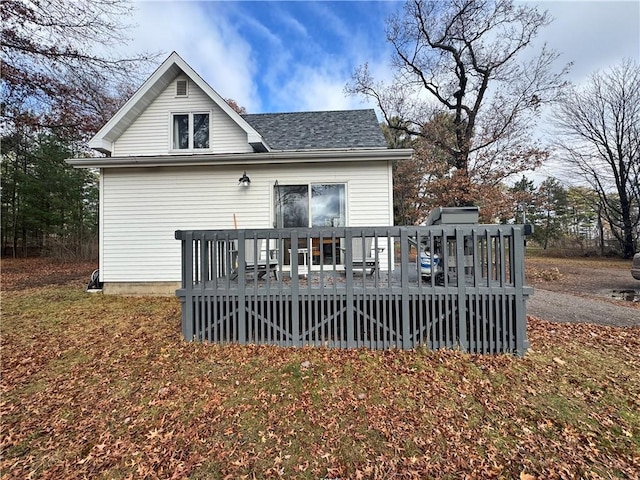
275 183 345 228
275 183 346 268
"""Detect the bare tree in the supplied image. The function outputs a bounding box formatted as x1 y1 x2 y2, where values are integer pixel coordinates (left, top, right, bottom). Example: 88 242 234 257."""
347 0 569 206
1 0 157 135
554 60 640 258
226 99 248 115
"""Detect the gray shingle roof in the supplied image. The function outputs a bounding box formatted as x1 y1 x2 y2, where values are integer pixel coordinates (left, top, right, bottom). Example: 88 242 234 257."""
242 109 387 151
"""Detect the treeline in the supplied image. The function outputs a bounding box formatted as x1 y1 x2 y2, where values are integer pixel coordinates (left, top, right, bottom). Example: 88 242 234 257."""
1 133 98 259
508 177 636 255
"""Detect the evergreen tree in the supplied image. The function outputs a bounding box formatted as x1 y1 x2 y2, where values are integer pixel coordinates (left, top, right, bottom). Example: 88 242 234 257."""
533 178 567 249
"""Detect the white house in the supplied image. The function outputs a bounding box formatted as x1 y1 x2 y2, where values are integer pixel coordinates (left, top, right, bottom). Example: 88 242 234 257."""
67 52 412 295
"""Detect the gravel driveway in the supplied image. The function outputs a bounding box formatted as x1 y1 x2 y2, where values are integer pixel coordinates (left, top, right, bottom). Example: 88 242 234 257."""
527 289 640 327
525 256 639 327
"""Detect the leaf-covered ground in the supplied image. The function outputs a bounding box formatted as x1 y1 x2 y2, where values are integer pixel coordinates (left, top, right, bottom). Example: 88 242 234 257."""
1 260 639 479
1 257 96 291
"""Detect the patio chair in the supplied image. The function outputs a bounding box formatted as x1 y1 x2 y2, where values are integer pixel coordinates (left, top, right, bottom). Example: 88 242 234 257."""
343 237 384 277
230 239 279 280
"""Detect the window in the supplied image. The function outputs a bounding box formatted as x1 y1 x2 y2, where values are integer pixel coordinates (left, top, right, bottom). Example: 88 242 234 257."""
173 114 189 149
193 113 209 149
275 183 346 228
311 184 346 227
171 112 210 150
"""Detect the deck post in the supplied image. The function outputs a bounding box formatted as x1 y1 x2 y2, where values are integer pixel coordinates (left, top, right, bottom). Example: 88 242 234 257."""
513 226 527 356
183 231 194 341
400 228 411 349
197 231 208 342
291 230 300 346
237 230 246 344
345 229 355 348
455 228 468 352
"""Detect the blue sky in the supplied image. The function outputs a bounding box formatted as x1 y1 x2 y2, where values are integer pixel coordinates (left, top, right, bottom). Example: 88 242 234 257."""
128 1 639 115
130 1 398 113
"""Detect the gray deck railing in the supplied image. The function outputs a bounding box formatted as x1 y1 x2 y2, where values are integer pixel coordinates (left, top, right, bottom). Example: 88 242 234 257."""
175 225 532 355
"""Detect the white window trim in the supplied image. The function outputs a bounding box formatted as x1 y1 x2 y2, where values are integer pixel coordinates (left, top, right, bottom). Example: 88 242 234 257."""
169 111 212 153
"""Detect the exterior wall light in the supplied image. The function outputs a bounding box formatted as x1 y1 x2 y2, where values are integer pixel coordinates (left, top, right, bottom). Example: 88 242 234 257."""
238 171 251 187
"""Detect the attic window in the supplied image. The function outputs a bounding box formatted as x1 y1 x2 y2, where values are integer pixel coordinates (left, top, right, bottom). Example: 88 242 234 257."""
176 79 188 97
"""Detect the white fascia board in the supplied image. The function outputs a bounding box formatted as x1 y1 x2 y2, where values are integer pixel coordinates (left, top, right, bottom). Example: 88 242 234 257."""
66 148 414 169
89 53 182 152
87 137 113 154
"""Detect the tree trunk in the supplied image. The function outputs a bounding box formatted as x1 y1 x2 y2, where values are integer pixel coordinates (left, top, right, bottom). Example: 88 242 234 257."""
543 211 552 250
597 206 605 256
620 195 635 259
21 225 27 258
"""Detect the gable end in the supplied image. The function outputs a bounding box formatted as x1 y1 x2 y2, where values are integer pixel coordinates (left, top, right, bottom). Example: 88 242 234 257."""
88 52 268 155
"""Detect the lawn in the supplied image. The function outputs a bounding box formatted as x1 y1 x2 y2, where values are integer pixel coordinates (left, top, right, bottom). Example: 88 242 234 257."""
1 263 639 479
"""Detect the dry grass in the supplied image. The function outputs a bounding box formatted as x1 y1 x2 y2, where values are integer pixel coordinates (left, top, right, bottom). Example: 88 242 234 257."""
526 253 632 271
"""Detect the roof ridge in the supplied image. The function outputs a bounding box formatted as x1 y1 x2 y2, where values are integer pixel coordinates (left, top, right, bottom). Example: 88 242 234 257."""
242 109 375 117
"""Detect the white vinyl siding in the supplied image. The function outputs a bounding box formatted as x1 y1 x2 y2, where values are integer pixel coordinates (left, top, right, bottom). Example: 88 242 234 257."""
100 161 392 282
113 77 252 156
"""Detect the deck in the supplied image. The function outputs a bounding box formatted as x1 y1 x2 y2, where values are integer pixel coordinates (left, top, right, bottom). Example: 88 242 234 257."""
175 225 532 355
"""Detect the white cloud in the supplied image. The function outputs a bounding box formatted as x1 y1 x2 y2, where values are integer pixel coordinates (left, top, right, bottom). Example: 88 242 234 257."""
532 1 640 85
277 9 309 38
128 1 262 112
306 2 352 41
278 65 372 112
247 4 394 112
